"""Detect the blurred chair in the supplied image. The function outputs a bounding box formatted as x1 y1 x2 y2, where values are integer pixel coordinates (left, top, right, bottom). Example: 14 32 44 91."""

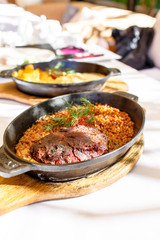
127 0 137 11
24 0 71 23
127 0 157 15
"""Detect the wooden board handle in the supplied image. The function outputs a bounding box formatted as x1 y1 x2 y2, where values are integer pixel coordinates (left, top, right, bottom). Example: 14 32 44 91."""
0 79 128 105
0 135 144 215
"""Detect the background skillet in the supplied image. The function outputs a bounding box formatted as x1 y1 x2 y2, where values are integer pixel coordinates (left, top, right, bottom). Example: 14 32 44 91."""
0 60 120 97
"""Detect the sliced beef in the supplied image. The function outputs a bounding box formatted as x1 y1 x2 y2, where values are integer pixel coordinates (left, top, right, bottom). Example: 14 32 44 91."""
30 125 108 165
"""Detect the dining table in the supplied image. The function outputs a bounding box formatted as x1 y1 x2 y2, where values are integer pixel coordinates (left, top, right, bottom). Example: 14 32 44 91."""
0 56 160 240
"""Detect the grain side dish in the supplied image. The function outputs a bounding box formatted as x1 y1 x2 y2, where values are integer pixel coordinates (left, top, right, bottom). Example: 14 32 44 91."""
15 99 134 165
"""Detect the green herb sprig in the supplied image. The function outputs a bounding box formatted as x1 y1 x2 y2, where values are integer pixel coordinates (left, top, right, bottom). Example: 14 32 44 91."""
46 62 76 79
44 98 96 131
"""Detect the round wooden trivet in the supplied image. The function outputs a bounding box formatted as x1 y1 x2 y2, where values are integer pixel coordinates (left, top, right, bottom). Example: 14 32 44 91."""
0 135 144 215
0 78 128 105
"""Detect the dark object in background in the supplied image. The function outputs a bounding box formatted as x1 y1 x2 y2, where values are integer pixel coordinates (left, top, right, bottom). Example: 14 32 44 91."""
112 26 154 70
127 0 137 11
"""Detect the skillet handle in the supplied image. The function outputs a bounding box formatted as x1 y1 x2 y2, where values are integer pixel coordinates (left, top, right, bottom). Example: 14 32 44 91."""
114 91 138 102
0 69 13 78
0 146 32 178
108 68 121 76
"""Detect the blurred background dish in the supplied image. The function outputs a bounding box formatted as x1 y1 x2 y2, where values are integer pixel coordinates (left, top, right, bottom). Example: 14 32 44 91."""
0 59 121 97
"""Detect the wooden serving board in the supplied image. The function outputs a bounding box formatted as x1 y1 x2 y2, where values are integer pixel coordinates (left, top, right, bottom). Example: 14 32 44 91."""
0 135 144 215
0 78 128 105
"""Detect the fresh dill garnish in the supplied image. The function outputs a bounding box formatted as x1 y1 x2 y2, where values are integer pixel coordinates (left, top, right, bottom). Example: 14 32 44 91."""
45 62 76 78
44 98 96 131
44 124 55 131
54 62 64 69
50 116 71 127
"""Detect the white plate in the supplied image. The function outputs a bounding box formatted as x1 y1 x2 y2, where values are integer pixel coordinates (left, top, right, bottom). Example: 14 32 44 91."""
0 47 55 69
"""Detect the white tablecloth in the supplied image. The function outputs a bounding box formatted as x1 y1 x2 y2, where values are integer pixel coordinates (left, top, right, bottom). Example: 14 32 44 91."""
0 60 160 240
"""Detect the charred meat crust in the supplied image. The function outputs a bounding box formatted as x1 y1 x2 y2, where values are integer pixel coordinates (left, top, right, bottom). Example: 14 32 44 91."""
30 125 108 165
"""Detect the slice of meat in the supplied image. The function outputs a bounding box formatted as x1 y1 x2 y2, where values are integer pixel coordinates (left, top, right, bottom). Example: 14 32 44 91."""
30 125 108 165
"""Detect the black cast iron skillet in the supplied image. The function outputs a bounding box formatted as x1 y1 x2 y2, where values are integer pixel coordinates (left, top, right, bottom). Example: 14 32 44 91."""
0 60 120 97
0 91 145 182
